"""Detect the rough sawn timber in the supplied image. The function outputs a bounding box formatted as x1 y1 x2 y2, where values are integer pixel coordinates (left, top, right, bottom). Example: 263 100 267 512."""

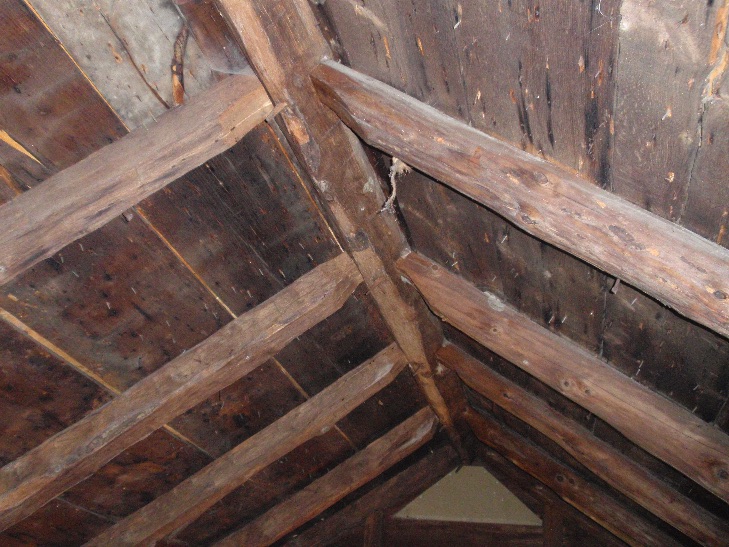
285 445 458 546
0 70 272 286
215 407 438 546
84 342 409 546
398 251 729 504
0 253 360 531
312 61 729 340
438 344 729 545
214 0 462 453
466 410 680 547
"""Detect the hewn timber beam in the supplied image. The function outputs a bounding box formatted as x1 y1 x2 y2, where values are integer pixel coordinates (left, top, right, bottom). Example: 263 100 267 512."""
0 253 360 531
397 251 729 503
384 519 543 547
215 407 438 547
312 60 729 339
438 344 729 545
466 409 680 547
215 0 463 454
0 69 272 286
285 445 458 547
85 343 408 546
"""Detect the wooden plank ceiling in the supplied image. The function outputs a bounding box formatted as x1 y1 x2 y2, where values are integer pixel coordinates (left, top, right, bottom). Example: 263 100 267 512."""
0 0 728 545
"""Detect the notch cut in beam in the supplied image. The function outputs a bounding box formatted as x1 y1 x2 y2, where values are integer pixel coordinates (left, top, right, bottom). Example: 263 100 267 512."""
397 251 729 503
85 342 409 546
0 253 360 531
0 69 272 286
215 407 438 547
312 60 729 339
438 344 729 545
466 409 680 547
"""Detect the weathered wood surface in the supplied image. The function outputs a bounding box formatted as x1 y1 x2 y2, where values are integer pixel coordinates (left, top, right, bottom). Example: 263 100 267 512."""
313 61 729 339
27 0 218 129
216 0 461 450
215 407 438 547
285 444 458 546
467 410 680 547
0 254 360 531
398 251 729 503
384 518 543 547
438 344 729 545
85 342 408 546
0 71 271 286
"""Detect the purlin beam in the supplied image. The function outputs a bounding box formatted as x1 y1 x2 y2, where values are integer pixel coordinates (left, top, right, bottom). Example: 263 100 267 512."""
85 343 409 546
311 60 729 339
0 253 360 531
397 251 729 504
0 69 271 286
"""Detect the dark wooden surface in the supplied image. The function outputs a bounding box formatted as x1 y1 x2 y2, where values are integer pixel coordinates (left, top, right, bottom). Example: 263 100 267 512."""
384 518 543 547
284 445 458 546
438 344 729 545
313 60 729 340
86 343 409 545
0 70 271 286
0 254 361 531
399 251 729 504
215 408 437 546
466 409 681 547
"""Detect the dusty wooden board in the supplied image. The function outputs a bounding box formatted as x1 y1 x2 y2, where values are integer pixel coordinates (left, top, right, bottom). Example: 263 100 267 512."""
137 124 341 317
0 320 112 467
397 171 607 353
27 0 217 129
610 0 724 220
0 498 114 545
0 0 126 171
62 429 211 519
682 92 729 248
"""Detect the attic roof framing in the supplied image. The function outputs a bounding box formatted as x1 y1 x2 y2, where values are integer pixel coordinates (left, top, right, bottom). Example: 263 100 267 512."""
1 0 728 544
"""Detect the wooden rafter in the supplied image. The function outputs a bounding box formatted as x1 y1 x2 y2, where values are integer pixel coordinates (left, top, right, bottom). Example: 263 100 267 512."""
466 410 680 547
214 407 438 546
85 343 409 546
397 251 729 503
214 0 464 454
286 445 458 546
311 60 729 339
438 344 729 544
0 70 271 286
0 253 360 531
